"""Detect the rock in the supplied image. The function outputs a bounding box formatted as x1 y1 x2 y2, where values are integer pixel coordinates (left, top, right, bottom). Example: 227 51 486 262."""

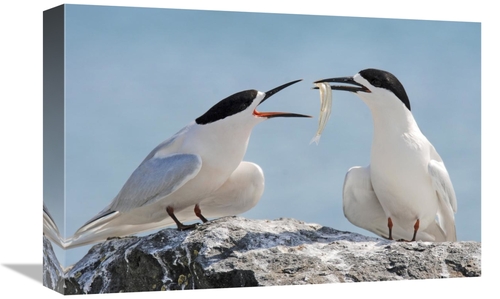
42 216 481 295
43 234 65 293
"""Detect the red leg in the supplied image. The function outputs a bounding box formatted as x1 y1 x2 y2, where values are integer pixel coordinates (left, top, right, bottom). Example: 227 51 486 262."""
387 217 394 240
166 206 198 231
194 204 208 223
410 219 420 242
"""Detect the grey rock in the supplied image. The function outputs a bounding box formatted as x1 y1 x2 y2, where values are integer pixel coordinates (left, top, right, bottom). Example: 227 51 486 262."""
43 234 65 293
43 217 481 294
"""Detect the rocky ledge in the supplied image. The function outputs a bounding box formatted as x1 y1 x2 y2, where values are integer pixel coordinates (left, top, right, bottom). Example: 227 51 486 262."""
43 216 481 295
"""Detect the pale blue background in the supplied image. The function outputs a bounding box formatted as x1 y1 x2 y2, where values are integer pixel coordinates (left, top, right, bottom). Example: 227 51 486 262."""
45 4 480 266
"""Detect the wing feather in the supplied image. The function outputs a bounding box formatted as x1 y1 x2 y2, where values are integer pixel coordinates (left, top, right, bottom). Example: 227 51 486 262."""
75 153 201 234
428 159 457 241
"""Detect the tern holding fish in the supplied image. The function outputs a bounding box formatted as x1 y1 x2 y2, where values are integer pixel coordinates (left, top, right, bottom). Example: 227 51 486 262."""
314 68 457 242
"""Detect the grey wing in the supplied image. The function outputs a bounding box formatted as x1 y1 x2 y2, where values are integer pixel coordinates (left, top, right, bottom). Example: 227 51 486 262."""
428 159 457 241
67 153 202 248
108 153 202 212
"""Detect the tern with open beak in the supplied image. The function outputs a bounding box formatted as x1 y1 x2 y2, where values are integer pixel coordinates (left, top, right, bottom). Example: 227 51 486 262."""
63 80 311 248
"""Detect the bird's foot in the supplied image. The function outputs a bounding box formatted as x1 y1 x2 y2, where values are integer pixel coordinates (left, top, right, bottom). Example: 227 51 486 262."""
194 204 209 223
167 206 201 231
176 222 200 231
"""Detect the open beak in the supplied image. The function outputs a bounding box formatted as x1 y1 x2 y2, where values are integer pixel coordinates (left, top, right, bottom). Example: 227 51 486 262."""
254 79 312 119
313 77 370 93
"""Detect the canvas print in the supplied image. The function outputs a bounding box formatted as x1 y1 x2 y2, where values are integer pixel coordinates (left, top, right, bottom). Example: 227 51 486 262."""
43 4 481 295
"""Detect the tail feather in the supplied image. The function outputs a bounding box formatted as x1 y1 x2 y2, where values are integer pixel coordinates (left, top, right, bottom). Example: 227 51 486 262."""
43 204 68 248
421 220 448 242
436 193 457 241
65 210 181 249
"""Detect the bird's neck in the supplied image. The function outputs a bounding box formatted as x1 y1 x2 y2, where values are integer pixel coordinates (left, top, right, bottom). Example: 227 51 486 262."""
367 103 428 174
369 105 420 137
188 119 258 166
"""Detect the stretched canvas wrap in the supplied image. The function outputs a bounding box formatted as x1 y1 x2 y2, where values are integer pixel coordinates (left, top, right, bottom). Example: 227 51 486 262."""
43 4 481 295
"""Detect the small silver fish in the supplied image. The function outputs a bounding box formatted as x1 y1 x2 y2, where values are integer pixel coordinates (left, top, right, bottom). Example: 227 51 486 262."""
310 82 333 145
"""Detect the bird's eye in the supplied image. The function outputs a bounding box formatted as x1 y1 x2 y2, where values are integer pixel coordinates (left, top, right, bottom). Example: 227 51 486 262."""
371 79 381 87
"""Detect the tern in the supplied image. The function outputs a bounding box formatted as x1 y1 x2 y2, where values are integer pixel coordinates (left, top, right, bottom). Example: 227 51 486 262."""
315 68 457 242
64 80 311 249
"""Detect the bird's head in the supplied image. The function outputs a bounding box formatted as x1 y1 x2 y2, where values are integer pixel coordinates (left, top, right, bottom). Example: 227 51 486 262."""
314 68 411 112
195 79 311 126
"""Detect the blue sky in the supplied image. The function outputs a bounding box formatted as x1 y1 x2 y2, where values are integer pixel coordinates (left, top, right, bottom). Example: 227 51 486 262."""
41 5 481 267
